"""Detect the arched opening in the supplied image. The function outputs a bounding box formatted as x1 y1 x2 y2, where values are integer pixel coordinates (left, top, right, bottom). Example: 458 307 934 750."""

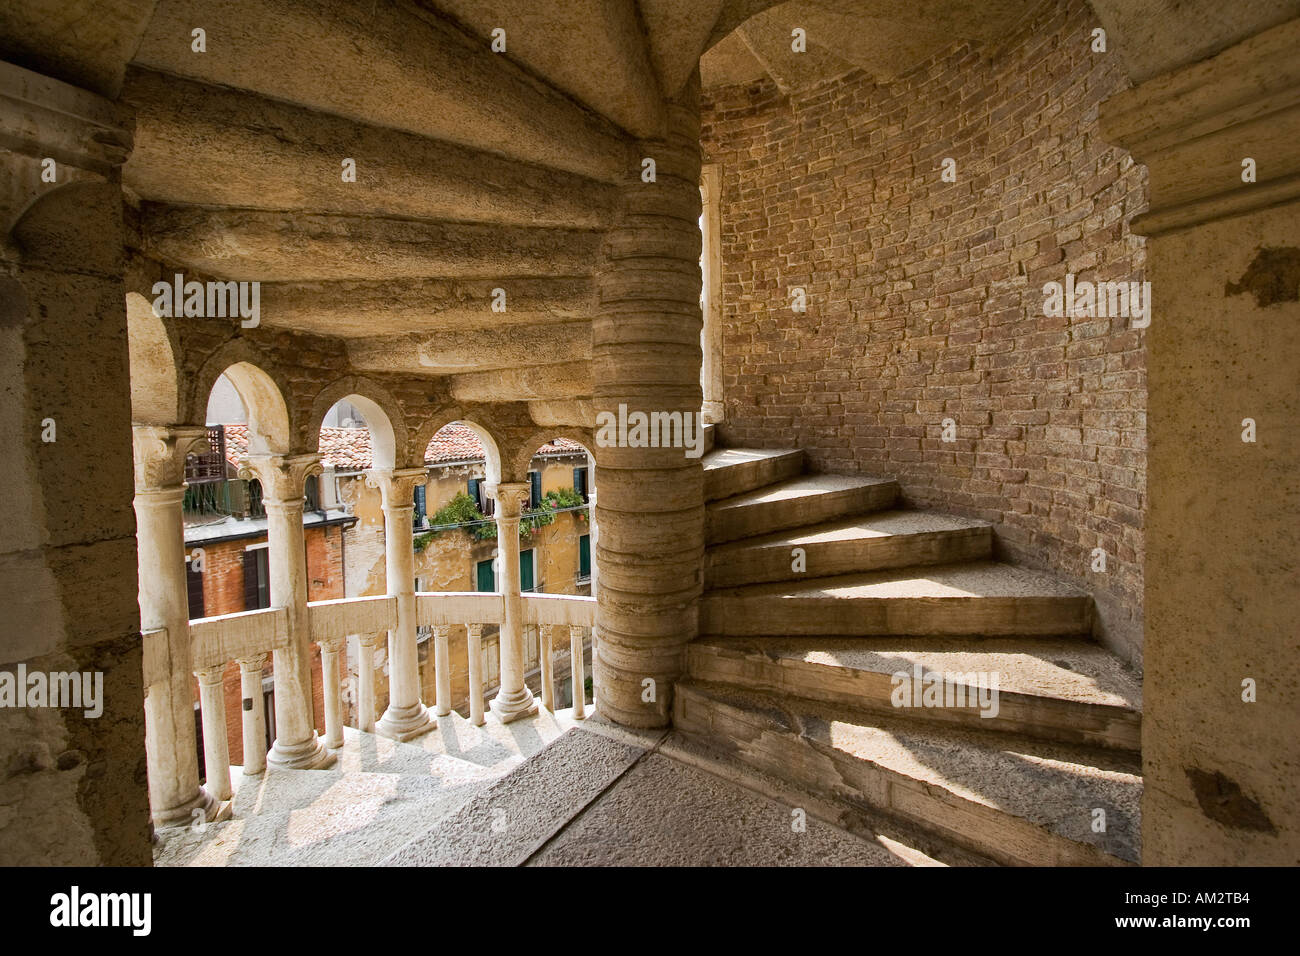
125 291 180 425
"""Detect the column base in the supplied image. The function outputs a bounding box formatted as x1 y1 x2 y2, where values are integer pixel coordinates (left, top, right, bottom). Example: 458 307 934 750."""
376 701 435 742
490 687 538 724
266 732 337 771
151 786 221 831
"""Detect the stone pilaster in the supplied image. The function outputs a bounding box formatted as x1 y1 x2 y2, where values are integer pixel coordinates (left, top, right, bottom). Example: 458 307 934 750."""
241 454 334 770
365 467 434 741
487 481 537 723
133 425 220 828
1100 17 1300 864
592 75 706 727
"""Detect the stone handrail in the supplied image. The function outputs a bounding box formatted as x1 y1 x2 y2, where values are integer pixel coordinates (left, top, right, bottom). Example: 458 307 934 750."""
308 594 396 641
189 607 288 672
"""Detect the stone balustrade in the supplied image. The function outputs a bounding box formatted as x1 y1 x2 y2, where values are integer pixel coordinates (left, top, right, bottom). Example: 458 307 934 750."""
167 589 597 823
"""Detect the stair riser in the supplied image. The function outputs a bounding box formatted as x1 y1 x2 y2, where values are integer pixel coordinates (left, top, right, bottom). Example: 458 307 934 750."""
704 452 805 502
700 594 1093 637
705 526 994 588
702 424 716 455
685 645 1140 752
707 482 898 545
672 685 1133 867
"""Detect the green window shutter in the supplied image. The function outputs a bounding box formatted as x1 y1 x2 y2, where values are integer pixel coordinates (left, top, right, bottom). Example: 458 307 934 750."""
476 558 496 592
529 472 542 509
579 534 591 579
520 549 534 592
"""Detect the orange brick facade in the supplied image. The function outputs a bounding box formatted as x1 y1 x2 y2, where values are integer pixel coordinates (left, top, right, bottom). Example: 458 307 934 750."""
700 0 1147 662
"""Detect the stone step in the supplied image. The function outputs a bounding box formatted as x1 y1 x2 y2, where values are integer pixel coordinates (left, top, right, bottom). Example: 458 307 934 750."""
702 561 1093 637
706 474 899 545
687 636 1141 752
672 680 1141 866
702 447 805 502
705 510 994 587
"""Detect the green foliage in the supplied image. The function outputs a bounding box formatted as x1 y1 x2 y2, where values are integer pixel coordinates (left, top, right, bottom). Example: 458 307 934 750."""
413 531 435 553
543 486 590 523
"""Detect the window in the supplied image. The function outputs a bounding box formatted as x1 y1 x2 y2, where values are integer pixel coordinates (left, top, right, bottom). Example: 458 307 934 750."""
528 471 542 509
475 557 496 593
413 484 427 528
573 466 589 502
578 534 591 582
305 474 322 512
186 557 206 619
468 477 494 517
247 478 265 518
243 545 271 610
520 548 536 593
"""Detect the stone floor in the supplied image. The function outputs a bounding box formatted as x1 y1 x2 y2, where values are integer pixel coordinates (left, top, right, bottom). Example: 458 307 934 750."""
155 707 947 867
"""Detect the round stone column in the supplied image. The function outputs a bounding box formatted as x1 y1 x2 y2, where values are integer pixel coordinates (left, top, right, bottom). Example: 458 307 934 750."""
592 78 706 727
242 454 333 770
487 481 538 723
133 426 220 827
366 467 434 741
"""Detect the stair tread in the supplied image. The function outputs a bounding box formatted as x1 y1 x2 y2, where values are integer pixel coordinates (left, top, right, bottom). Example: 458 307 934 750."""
693 635 1141 711
707 509 992 555
708 560 1091 601
701 447 803 471
708 473 896 510
677 680 1141 862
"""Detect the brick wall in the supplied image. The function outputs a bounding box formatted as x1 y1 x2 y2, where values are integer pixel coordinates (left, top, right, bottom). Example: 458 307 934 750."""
701 0 1147 662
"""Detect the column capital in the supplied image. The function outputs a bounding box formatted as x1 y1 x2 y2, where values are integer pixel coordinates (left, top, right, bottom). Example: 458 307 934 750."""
487 481 531 518
240 453 323 503
317 635 346 654
132 425 210 493
364 466 427 509
195 665 226 686
236 654 267 672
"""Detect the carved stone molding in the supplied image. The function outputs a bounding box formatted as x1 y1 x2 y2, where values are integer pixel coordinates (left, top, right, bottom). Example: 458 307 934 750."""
132 425 209 493
486 481 531 520
364 466 427 510
240 454 323 504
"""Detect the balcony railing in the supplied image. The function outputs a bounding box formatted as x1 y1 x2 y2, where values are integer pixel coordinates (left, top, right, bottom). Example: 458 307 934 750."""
182 590 596 801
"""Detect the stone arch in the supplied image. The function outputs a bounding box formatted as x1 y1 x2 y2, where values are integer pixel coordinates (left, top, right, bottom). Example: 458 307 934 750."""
411 409 504 486
308 376 408 471
191 340 292 456
507 426 596 484
125 292 182 426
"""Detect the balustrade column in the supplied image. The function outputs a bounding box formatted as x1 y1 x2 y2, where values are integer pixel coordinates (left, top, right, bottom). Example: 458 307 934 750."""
134 426 220 827
242 454 333 770
487 482 537 723
356 633 381 732
466 624 486 726
195 666 232 802
366 468 434 741
593 75 706 727
237 655 267 774
570 626 587 720
433 625 452 717
539 624 556 711
319 637 345 749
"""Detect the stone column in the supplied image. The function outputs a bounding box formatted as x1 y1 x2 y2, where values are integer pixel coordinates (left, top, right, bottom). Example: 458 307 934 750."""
241 454 333 770
133 426 220 827
592 76 706 727
237 655 267 775
487 482 537 723
195 666 232 803
466 624 486 726
356 633 380 732
319 637 345 749
432 624 452 717
366 467 434 741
